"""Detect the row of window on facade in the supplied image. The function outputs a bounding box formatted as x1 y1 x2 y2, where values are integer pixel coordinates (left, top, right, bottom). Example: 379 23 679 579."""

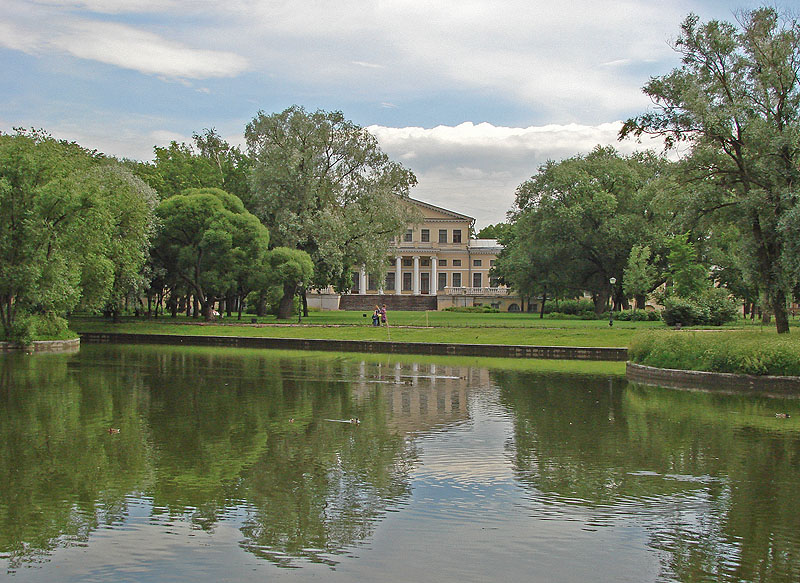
401 229 463 244
352 271 499 293
393 258 495 267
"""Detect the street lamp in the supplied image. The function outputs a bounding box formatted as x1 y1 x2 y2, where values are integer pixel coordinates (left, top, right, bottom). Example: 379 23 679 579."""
608 277 617 327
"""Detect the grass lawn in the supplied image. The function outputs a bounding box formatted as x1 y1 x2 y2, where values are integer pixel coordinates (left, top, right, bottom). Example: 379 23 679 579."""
70 310 798 349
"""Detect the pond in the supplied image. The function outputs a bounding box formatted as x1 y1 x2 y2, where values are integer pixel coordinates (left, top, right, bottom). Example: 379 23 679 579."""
1 344 799 582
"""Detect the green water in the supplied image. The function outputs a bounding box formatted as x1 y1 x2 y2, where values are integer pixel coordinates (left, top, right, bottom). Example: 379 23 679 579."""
1 344 799 582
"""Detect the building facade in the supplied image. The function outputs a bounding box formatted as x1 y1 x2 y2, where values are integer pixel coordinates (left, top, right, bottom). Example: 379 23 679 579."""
310 198 523 311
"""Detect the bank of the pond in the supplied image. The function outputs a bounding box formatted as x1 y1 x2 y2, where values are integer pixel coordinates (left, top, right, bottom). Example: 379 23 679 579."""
627 362 800 396
629 330 800 376
0 338 80 353
79 332 629 361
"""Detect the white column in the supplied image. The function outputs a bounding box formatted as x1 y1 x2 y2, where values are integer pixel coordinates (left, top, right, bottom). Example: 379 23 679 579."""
395 256 402 295
360 266 367 295
413 256 420 295
430 255 438 295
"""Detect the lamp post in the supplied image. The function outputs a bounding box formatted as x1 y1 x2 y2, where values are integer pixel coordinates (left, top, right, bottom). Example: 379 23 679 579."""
297 282 303 324
608 277 617 327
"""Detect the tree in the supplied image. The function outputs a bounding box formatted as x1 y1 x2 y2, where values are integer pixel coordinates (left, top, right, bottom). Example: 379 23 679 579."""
152 188 270 320
86 165 158 320
476 223 509 240
266 247 315 319
135 129 252 204
245 106 419 311
0 130 157 340
621 8 800 333
503 146 671 314
666 234 709 298
623 245 659 309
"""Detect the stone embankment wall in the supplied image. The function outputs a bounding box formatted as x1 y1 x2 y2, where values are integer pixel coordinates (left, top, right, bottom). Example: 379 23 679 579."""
0 338 81 353
627 362 800 396
79 332 628 361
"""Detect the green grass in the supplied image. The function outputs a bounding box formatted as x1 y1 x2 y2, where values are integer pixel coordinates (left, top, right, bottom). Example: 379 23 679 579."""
70 313 651 347
629 330 800 376
69 312 800 374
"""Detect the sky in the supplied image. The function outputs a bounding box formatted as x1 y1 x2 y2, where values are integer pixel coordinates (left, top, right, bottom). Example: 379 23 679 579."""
0 0 774 228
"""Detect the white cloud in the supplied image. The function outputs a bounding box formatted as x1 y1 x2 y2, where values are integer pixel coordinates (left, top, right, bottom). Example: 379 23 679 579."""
369 121 667 228
1 1 248 79
52 21 248 78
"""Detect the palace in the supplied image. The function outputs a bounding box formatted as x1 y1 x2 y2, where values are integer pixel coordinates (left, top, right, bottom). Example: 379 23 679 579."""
309 198 523 312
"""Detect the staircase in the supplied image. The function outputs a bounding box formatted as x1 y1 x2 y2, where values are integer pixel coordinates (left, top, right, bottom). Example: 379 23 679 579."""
338 294 438 311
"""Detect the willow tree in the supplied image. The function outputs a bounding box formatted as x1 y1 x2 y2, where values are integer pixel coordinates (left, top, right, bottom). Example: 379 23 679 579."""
245 106 419 311
621 7 800 333
0 130 157 340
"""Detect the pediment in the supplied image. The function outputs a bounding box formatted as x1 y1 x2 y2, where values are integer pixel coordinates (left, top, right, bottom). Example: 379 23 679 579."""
405 197 474 222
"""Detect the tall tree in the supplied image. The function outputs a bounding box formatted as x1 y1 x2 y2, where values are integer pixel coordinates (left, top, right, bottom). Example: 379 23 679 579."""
503 146 671 313
135 129 252 203
623 245 659 309
152 188 270 320
0 130 157 339
621 7 800 333
245 106 419 310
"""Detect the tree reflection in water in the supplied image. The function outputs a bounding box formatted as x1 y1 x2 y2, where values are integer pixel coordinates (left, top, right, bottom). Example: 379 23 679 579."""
0 346 417 570
495 369 800 583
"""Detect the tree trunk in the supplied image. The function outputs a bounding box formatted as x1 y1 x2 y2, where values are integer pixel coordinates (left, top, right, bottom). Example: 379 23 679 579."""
302 290 308 317
593 290 610 315
539 289 547 319
277 283 296 319
769 289 789 333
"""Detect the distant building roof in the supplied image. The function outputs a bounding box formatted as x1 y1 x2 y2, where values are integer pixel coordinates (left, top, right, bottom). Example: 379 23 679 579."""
469 238 502 251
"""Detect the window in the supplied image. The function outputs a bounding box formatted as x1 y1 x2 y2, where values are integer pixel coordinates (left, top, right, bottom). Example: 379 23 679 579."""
351 271 360 293
438 259 447 267
403 258 412 267
438 229 448 243
473 259 482 267
421 258 430 267
368 273 377 291
452 259 462 267
403 229 412 242
421 229 430 243
490 259 496 266
453 229 462 243
490 277 499 287
473 272 482 287
438 272 447 291
402 272 412 291
385 272 396 291
452 272 462 287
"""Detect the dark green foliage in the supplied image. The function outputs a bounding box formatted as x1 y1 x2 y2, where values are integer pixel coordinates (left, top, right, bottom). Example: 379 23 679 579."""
613 309 661 322
543 299 595 315
662 289 738 327
7 313 73 345
622 8 800 333
443 305 500 313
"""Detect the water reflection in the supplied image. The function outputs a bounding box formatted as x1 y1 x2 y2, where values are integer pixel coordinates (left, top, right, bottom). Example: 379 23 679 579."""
496 369 800 582
1 346 800 582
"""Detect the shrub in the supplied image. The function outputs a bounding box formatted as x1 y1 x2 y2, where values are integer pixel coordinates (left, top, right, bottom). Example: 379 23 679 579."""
444 305 499 313
3 312 72 344
662 296 710 326
700 288 739 326
614 309 661 322
543 299 595 315
661 290 738 327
